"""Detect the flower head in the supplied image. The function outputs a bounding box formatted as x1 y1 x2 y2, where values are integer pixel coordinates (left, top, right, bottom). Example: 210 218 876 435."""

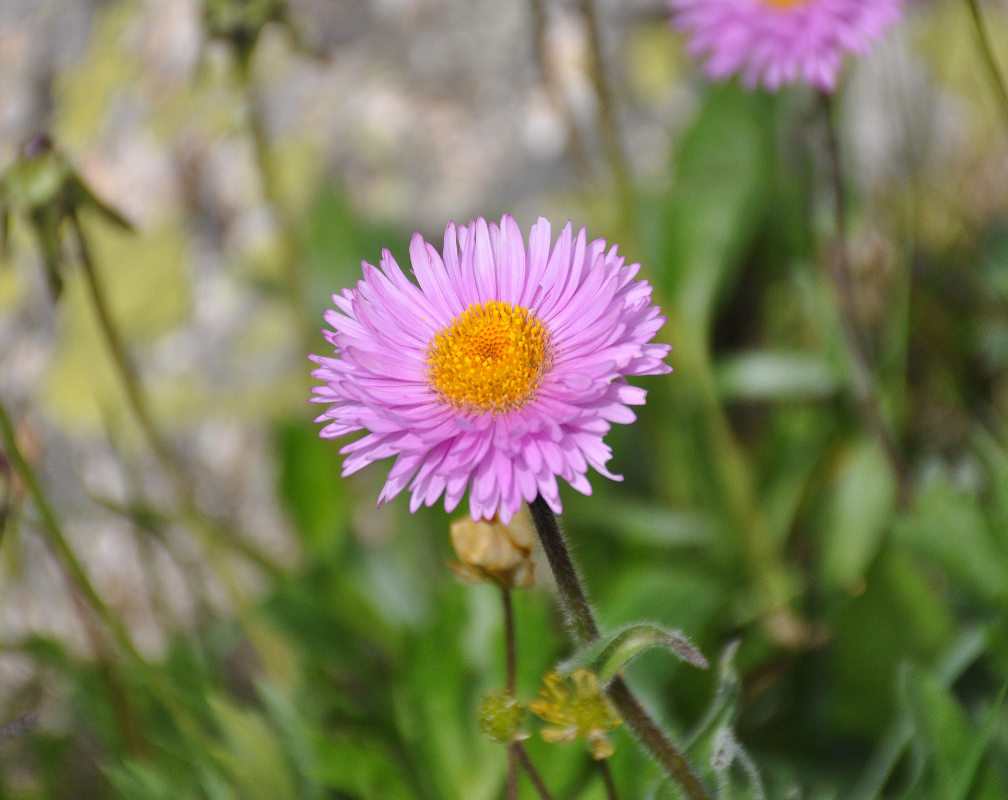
667 0 905 92
530 670 621 760
310 214 670 523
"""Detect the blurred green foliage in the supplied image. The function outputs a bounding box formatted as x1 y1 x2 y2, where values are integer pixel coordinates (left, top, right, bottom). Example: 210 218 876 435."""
2 1 1008 799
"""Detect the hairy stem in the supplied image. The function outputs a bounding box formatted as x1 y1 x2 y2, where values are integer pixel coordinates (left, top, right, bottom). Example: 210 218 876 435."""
819 93 912 508
528 497 712 800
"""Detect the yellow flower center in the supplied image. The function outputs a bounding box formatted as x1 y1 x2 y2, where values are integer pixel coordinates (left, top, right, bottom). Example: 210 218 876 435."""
760 0 809 7
427 300 550 412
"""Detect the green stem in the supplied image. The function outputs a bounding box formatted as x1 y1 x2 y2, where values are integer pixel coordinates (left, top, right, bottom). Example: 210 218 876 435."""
0 451 11 549
513 742 557 800
0 399 145 665
0 398 214 754
575 0 635 223
966 0 1008 130
69 213 282 577
528 498 712 800
818 94 912 509
527 0 594 186
242 79 313 356
501 587 518 800
69 212 177 484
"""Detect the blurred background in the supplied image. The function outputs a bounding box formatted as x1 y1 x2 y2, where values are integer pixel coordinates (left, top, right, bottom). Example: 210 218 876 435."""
2 0 1008 797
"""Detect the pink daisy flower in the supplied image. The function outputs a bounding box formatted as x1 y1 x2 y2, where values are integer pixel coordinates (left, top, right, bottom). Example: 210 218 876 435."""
310 215 671 524
668 0 905 92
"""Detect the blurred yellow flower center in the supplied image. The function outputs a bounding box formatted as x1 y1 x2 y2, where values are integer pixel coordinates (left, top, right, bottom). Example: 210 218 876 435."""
761 0 809 7
428 300 550 412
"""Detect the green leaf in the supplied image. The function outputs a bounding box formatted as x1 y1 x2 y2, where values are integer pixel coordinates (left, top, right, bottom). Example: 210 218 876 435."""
900 663 972 796
829 549 956 738
654 84 774 337
206 695 300 800
893 476 1008 604
683 641 766 799
309 732 418 799
947 682 1008 800
274 419 348 556
561 623 708 684
563 497 720 551
103 761 178 800
715 350 841 402
689 640 742 754
972 429 1008 553
255 682 325 800
845 626 988 800
819 439 897 594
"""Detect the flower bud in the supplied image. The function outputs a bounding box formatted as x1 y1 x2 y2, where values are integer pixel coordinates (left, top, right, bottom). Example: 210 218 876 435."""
448 510 535 589
477 690 529 744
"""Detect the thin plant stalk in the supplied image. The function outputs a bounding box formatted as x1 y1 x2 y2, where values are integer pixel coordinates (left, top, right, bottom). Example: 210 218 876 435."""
598 758 620 800
240 76 314 358
966 0 1008 130
501 587 519 800
513 742 557 800
818 94 912 508
69 212 282 576
527 0 595 186
575 0 635 222
655 311 801 630
68 211 177 486
66 588 146 757
0 399 215 755
528 497 712 800
0 399 146 666
499 586 556 800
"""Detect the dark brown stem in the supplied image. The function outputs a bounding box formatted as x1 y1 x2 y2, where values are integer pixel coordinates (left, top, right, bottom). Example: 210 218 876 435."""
528 497 599 642
598 758 620 800
502 587 517 693
501 587 518 800
513 742 556 800
528 497 712 800
819 94 912 509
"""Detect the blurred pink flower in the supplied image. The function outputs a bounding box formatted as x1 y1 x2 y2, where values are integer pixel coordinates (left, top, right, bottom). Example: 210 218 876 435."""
668 0 905 92
310 215 671 523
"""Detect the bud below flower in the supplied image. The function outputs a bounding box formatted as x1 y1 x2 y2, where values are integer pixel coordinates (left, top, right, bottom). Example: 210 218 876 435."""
477 690 529 744
448 510 535 589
